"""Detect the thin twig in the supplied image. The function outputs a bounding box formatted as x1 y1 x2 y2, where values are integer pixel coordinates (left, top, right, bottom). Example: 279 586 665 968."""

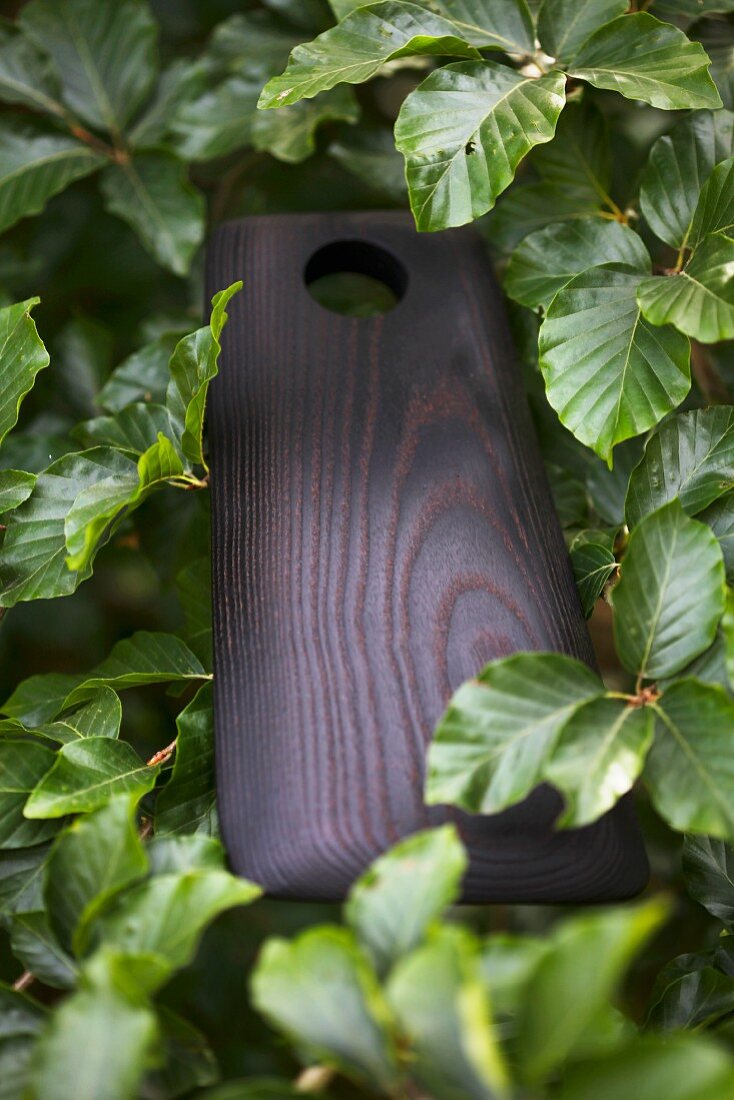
147 739 177 768
13 971 34 993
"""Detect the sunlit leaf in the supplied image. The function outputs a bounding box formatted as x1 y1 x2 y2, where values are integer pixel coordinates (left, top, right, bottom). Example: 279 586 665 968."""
395 61 566 231
166 282 240 470
24 738 159 819
258 2 481 108
426 652 602 813
544 697 653 826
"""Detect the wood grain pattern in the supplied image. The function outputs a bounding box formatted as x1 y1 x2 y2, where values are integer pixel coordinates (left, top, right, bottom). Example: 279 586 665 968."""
207 212 648 902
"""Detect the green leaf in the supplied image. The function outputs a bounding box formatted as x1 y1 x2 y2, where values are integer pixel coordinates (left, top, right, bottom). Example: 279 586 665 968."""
625 408 734 527
569 529 617 618
683 834 734 927
345 826 467 977
0 298 49 448
24 738 159 820
63 631 208 710
647 952 734 1029
0 739 57 849
251 926 398 1089
386 924 509 1100
87 868 261 981
128 56 210 150
694 18 734 111
638 232 734 344
258 2 481 108
544 697 653 826
100 152 205 277
0 845 49 919
0 122 104 236
20 0 158 136
45 795 148 954
175 556 212 663
548 464 588 528
648 679 734 838
144 1007 218 1100
567 13 721 110
613 501 725 679
536 0 627 62
639 108 734 251
168 74 262 162
515 900 667 1083
196 1082 311 1100
426 652 602 814
98 331 187 414
253 86 359 163
538 263 690 464
27 948 159 1100
505 219 649 310
155 684 217 837
0 983 47 1039
39 687 122 744
701 493 734 582
557 1034 734 1100
166 283 241 470
9 911 76 989
2 673 82 727
653 0 734 18
691 154 734 250
0 22 64 117
587 438 644 526
197 9 303 84
62 434 186 574
395 61 566 231
147 834 225 875
329 125 407 198
411 1 535 51
0 449 136 607
74 403 171 455
0 471 36 515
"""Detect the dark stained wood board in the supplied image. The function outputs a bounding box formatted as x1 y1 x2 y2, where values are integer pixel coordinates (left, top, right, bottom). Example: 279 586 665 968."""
206 211 648 903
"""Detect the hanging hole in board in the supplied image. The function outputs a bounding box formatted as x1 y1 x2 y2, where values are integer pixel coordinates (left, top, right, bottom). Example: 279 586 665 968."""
304 239 408 317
